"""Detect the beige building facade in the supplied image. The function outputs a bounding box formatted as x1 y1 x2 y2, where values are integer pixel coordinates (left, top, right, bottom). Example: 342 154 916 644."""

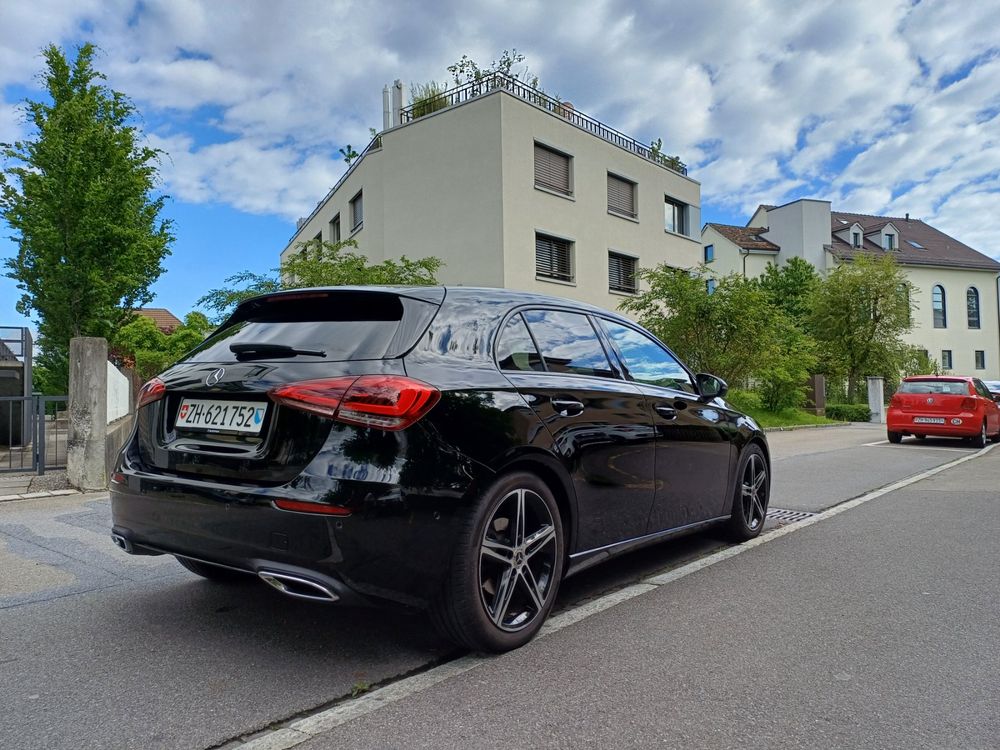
702 199 1000 378
282 76 702 312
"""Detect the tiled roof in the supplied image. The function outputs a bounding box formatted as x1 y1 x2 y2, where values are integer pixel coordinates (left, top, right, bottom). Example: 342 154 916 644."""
829 212 1000 271
706 223 780 251
136 308 183 333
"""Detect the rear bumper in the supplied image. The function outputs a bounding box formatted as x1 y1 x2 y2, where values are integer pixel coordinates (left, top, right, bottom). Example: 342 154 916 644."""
887 410 981 437
109 471 468 609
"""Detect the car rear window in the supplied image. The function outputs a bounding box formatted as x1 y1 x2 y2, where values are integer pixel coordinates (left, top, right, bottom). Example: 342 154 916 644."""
183 291 438 363
898 380 970 395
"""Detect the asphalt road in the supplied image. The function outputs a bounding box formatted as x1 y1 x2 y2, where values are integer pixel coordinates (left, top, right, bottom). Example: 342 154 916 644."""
0 424 988 749
297 443 1000 750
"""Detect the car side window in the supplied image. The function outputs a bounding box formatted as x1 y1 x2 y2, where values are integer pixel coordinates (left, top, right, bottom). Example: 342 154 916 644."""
496 313 545 372
600 320 696 394
973 379 991 399
522 310 616 379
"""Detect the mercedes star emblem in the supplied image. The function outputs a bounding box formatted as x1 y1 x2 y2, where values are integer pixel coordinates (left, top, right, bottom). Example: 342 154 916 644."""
206 367 225 386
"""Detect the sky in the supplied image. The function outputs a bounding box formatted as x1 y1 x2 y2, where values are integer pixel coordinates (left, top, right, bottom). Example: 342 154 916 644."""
1 0 999 334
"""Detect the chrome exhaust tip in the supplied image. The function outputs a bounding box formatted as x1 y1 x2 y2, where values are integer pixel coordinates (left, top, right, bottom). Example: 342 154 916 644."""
258 571 339 602
111 533 133 553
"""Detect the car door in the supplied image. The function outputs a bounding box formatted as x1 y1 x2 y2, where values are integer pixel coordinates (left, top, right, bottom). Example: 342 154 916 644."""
596 318 734 532
496 308 657 552
972 379 1000 432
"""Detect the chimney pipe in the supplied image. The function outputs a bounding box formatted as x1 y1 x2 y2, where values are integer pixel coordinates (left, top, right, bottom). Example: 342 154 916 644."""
382 84 391 130
392 79 404 126
905 213 910 222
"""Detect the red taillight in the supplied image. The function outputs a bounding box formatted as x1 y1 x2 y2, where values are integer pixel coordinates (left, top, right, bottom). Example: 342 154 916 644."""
274 498 351 516
960 397 977 411
268 375 440 431
137 378 166 409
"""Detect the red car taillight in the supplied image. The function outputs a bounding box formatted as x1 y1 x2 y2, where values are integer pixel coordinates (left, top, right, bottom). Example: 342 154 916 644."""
137 378 166 408
960 397 977 411
268 375 440 431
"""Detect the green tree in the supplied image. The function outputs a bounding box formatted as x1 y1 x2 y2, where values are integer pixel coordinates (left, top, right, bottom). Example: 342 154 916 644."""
196 238 443 322
756 317 818 411
809 253 915 401
758 257 822 328
0 43 172 392
619 265 790 386
447 49 540 88
112 311 213 381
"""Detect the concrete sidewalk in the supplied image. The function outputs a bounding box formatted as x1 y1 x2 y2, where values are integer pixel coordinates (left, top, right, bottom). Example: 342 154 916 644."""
285 447 999 750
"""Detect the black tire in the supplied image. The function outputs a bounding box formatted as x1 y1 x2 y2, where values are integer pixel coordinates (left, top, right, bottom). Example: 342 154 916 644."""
431 471 564 653
175 556 247 583
723 445 770 542
971 421 987 449
887 430 903 444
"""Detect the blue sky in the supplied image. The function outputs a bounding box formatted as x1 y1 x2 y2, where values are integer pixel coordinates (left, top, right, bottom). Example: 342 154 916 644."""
2 0 999 333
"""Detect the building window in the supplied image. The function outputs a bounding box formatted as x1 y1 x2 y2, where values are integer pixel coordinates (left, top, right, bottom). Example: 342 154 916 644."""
967 286 981 329
883 233 896 250
852 231 861 248
534 143 572 196
608 251 637 293
975 350 986 369
664 197 688 235
932 285 946 328
350 191 363 231
329 214 341 243
704 244 714 263
941 349 952 370
607 173 636 218
706 278 717 294
535 233 573 283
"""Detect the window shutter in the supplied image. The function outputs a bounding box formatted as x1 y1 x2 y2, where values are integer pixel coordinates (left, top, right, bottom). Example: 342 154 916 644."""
534 145 571 194
607 175 636 218
608 252 636 292
535 234 572 281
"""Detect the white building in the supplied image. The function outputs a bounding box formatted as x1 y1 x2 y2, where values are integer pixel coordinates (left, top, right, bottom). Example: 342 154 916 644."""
702 199 1000 378
282 74 703 312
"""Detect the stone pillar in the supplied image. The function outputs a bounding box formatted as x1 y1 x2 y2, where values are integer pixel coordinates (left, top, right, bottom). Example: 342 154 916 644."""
805 374 826 416
867 376 885 424
67 337 108 491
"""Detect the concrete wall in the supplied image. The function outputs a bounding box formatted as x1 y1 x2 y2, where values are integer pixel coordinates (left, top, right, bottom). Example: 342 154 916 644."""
105 416 133 482
701 225 777 279
760 199 832 269
904 265 1000 378
67 338 108 491
497 92 702 311
107 362 131 424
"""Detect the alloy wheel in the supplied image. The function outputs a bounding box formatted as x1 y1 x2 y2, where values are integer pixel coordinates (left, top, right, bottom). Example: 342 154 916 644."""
741 453 768 531
478 488 558 632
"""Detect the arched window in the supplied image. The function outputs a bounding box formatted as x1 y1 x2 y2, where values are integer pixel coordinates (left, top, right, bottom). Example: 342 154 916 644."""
967 287 981 329
932 285 946 328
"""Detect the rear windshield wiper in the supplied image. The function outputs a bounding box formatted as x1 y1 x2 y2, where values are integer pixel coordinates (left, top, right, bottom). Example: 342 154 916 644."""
229 343 327 360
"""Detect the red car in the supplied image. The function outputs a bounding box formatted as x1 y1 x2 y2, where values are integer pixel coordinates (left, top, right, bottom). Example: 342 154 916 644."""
887 376 1000 447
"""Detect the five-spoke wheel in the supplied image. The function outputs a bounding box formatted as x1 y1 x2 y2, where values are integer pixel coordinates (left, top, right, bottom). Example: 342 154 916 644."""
725 445 770 542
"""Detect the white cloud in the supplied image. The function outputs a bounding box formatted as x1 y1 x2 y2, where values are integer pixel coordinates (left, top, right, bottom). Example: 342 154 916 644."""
2 0 998 258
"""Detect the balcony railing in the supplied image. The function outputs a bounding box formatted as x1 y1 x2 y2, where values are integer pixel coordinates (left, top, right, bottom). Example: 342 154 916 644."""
398 72 687 176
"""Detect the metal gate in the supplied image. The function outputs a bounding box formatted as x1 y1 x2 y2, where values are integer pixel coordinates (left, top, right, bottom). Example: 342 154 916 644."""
0 395 69 474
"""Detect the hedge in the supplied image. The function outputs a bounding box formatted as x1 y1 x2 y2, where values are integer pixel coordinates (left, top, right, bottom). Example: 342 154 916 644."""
825 403 871 422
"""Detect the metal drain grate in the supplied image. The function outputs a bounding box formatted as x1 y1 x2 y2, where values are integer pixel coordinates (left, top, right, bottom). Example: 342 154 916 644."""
766 508 817 523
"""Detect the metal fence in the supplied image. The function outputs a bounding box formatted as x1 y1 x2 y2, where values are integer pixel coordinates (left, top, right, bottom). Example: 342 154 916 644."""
0 394 69 474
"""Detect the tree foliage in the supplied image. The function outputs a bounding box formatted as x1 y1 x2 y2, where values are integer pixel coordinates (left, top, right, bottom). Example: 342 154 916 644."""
447 49 540 88
809 253 915 401
618 265 790 386
758 256 822 327
0 43 173 392
112 312 212 382
196 238 443 322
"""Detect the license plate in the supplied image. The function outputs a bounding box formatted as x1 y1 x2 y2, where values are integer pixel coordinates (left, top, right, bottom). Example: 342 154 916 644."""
176 399 268 434
913 416 945 424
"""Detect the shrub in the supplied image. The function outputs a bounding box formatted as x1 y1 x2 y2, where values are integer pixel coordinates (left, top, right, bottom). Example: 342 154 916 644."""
825 403 871 422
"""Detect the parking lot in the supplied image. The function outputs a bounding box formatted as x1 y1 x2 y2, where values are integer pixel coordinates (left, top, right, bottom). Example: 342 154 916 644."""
0 424 989 750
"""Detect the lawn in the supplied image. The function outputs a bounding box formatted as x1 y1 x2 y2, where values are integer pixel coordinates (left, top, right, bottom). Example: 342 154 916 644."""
726 389 844 429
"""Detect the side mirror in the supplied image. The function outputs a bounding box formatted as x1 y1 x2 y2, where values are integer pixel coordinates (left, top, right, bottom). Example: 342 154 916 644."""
696 373 728 401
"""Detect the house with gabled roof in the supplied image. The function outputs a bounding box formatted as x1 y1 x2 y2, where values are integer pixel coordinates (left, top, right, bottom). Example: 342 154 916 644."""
702 198 1000 378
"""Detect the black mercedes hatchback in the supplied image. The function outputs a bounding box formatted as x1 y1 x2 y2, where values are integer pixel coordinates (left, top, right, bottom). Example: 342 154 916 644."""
111 286 770 652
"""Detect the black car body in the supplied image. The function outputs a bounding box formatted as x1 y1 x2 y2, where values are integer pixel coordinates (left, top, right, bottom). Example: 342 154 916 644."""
111 286 770 651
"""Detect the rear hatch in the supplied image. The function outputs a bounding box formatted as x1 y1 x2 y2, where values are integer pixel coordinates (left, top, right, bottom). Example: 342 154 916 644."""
134 288 443 485
892 379 975 416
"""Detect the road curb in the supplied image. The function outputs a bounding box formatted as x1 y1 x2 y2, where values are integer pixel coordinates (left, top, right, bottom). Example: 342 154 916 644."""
763 421 852 432
0 488 81 504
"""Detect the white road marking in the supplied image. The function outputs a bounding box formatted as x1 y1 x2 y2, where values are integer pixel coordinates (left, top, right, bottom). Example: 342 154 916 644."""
863 439 976 452
232 442 997 750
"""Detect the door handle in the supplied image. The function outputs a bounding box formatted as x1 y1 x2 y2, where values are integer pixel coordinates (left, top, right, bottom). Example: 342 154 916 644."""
655 404 678 420
551 397 585 417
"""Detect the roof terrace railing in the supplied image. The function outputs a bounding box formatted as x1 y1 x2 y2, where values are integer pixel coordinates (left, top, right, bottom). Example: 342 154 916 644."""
398 72 687 176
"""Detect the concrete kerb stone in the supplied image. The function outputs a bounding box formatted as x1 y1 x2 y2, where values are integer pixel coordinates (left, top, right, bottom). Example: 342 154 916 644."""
763 421 852 432
0 488 81 504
